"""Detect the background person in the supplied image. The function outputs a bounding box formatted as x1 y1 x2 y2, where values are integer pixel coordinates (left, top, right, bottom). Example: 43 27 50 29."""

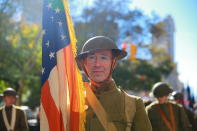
0 88 29 131
172 91 197 131
146 82 191 131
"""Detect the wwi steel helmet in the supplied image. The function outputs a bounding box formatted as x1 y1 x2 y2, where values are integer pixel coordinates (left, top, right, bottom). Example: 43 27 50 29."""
152 82 173 98
76 36 127 61
172 91 184 101
3 88 17 97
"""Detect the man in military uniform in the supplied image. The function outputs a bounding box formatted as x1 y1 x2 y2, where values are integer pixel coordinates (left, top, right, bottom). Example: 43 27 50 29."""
76 36 152 131
146 82 191 131
172 91 197 131
0 88 29 131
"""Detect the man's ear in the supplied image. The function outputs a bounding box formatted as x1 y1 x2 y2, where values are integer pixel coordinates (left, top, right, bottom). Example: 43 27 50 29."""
111 58 117 70
114 61 117 68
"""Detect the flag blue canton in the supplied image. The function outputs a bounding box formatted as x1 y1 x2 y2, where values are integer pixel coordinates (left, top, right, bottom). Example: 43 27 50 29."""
42 0 70 85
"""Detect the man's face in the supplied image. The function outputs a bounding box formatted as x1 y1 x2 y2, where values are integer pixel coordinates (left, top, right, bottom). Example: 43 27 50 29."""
3 95 16 106
84 50 112 83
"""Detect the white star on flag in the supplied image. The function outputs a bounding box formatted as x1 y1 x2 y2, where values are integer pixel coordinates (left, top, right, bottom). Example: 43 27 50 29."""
49 52 55 59
45 40 50 47
42 67 45 74
55 8 60 13
61 35 66 40
57 21 63 26
47 3 52 9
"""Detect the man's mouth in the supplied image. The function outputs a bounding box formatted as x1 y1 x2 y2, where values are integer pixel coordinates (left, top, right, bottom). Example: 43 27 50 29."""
93 71 103 73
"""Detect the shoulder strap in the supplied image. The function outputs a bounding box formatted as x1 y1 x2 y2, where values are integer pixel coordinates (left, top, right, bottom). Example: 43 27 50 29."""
85 83 117 131
169 103 176 131
124 92 136 131
2 105 16 130
156 104 176 131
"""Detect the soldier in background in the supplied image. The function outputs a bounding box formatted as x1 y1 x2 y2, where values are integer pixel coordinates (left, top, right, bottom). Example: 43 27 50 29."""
0 88 29 131
76 36 152 131
172 91 197 131
146 82 191 131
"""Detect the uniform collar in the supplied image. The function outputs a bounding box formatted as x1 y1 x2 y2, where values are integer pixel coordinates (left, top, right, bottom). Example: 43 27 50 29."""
90 79 117 94
5 105 13 111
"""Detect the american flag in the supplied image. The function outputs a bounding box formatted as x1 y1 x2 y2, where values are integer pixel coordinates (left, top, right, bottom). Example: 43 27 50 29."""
41 0 85 130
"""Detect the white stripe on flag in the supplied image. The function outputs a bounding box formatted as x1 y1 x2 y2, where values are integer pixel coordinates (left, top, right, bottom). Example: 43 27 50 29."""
40 104 50 131
48 67 60 109
57 49 70 130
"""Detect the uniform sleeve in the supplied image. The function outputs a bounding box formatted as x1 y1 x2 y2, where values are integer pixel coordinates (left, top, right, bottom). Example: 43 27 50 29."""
131 98 152 131
179 106 192 131
19 110 29 131
146 106 153 124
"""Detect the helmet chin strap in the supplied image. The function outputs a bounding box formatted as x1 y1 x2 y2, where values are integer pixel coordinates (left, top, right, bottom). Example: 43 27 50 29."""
79 57 117 88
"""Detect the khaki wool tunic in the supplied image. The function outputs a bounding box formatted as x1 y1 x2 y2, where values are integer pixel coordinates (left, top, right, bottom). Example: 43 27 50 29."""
85 81 152 131
0 105 29 131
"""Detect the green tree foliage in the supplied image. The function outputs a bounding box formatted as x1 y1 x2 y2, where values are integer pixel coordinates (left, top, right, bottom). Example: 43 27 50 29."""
0 0 42 108
0 23 42 107
113 53 174 92
149 44 175 76
113 60 161 91
0 0 18 92
112 42 175 91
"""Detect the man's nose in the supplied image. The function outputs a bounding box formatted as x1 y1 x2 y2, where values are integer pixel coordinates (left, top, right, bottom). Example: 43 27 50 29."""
94 57 101 66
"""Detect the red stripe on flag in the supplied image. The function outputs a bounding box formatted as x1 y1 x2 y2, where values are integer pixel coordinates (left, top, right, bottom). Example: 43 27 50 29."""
64 44 80 131
41 81 65 131
60 110 66 131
